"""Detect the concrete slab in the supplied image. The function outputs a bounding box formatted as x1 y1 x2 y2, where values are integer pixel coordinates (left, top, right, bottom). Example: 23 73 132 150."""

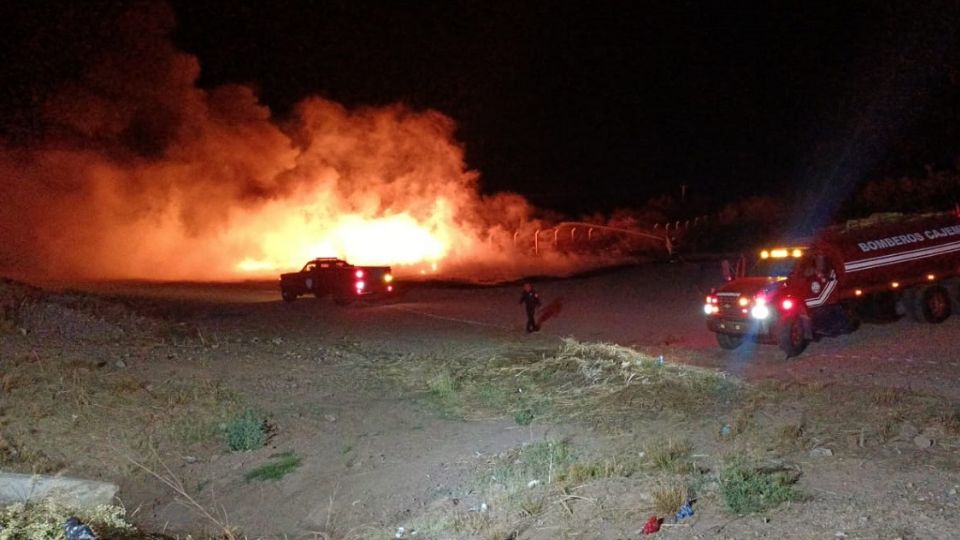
0 472 118 507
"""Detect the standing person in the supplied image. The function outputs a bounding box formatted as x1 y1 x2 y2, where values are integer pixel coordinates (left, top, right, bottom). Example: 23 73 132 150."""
519 282 541 333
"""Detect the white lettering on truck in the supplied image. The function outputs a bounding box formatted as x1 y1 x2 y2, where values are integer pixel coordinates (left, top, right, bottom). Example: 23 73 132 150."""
924 224 960 239
857 232 926 252
856 226 960 253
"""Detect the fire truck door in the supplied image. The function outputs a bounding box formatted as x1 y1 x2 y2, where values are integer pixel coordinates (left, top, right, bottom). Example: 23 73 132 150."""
803 253 837 308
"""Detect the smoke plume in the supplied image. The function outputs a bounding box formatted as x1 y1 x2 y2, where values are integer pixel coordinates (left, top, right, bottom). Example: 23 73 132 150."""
1 4 544 281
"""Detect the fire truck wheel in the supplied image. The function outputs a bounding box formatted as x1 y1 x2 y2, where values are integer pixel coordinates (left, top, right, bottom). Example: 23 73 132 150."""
715 333 744 350
947 279 960 313
916 285 951 324
841 303 861 333
281 290 297 302
778 315 809 358
901 287 924 322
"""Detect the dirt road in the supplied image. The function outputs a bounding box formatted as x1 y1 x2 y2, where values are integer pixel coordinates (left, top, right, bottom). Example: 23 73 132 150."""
82 263 960 398
6 263 960 538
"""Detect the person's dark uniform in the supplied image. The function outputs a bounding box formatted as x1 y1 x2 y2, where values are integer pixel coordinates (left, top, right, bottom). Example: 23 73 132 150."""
519 283 541 333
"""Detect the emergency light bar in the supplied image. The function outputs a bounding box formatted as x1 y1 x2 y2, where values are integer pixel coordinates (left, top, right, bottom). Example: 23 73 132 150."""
759 248 805 259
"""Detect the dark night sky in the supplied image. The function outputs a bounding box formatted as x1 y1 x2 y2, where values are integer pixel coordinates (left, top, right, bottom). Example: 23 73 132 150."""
4 0 960 215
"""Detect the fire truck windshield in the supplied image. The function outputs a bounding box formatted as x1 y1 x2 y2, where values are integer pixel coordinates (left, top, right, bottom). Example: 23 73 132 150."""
749 257 796 279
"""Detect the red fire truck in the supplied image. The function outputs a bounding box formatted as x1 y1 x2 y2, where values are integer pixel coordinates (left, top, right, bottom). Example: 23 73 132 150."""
704 211 960 356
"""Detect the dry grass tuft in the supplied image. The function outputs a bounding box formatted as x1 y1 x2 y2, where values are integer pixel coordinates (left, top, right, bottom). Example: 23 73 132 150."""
559 456 640 482
645 439 693 474
775 421 807 450
872 387 904 406
0 498 138 538
652 478 688 515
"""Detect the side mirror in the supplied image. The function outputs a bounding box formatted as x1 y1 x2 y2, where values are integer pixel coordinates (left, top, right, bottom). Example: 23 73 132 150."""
720 259 732 282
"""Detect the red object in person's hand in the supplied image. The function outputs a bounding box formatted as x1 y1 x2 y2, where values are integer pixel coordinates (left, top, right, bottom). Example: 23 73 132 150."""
642 515 662 534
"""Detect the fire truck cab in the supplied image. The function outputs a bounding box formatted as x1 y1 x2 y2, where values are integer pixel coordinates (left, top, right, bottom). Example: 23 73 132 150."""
705 212 960 357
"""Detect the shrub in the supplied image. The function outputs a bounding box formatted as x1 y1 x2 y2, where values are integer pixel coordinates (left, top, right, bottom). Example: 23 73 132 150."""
513 408 535 426
719 459 802 514
0 498 136 539
225 409 266 451
428 371 456 398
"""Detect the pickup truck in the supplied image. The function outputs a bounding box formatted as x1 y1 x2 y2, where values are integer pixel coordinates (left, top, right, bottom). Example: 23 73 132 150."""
280 258 394 303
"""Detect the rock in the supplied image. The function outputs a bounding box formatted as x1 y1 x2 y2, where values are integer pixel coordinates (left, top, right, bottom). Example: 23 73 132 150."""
914 434 934 448
0 472 118 507
324 414 337 423
114 359 127 369
809 447 833 458
898 423 919 440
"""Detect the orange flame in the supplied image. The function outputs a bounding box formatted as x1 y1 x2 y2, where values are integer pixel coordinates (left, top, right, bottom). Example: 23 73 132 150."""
229 192 454 274
0 11 546 282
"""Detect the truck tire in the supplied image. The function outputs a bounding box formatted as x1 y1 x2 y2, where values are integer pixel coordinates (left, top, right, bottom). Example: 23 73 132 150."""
715 333 744 350
946 279 960 314
841 302 861 333
778 315 809 358
281 290 297 302
901 287 924 322
915 285 951 323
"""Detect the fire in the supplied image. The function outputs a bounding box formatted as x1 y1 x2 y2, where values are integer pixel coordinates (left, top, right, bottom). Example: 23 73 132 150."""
230 196 453 274
0 6 544 282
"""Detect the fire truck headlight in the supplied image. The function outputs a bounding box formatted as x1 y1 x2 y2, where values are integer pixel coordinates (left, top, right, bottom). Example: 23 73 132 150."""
751 304 770 319
383 273 394 283
704 303 714 315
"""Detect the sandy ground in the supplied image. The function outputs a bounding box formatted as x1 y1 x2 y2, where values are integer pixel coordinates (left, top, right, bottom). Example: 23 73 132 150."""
4 263 960 538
